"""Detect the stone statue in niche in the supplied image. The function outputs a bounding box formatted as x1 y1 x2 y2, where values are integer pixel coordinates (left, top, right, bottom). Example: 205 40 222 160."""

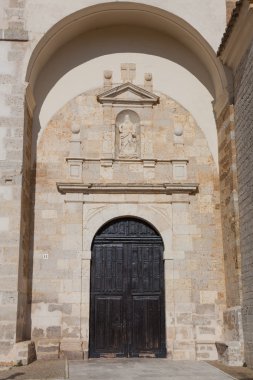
118 113 138 157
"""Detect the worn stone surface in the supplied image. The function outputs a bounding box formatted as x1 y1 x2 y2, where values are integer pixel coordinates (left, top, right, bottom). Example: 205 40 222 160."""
234 41 253 368
0 359 66 379
215 104 244 365
1 359 249 380
36 341 59 360
14 341 36 366
0 43 28 362
217 105 242 310
68 359 236 380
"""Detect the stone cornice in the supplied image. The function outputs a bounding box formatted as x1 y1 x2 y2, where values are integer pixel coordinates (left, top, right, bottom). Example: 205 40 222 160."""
57 182 199 195
219 0 253 70
66 157 187 164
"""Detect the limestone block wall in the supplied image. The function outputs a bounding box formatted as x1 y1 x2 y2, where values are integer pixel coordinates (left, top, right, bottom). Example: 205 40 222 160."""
29 85 225 360
234 41 253 367
215 104 244 365
0 0 28 41
0 0 30 362
217 105 242 309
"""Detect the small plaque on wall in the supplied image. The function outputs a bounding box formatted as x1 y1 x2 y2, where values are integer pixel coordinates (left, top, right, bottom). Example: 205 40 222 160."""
66 158 83 182
172 160 188 180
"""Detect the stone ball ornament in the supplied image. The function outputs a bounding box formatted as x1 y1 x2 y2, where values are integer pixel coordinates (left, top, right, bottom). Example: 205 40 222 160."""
104 70 112 80
144 73 152 82
174 124 184 136
71 122 80 134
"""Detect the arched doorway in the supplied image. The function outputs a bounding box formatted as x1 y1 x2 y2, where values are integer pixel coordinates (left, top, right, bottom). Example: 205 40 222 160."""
89 217 166 358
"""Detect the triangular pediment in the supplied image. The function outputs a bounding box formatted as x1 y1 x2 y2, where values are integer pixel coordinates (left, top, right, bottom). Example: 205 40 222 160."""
97 82 159 106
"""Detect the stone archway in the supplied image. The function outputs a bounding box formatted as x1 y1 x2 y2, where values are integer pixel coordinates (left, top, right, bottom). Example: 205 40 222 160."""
13 0 242 365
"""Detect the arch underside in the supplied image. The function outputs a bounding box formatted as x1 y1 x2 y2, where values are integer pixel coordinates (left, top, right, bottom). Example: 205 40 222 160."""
26 2 228 101
25 3 229 170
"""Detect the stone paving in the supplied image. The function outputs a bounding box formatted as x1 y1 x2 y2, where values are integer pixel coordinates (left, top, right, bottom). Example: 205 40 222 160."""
1 359 253 380
0 360 65 380
69 359 235 380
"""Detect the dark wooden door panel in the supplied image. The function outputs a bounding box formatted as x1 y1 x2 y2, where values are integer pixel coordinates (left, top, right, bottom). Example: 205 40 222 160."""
130 244 162 293
89 218 166 358
93 296 125 355
91 245 124 293
131 296 162 356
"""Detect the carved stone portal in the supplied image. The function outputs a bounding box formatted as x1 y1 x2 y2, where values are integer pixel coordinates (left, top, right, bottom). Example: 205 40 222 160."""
116 110 140 158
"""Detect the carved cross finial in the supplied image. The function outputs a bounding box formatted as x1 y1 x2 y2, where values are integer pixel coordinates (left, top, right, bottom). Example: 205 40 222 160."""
121 63 136 83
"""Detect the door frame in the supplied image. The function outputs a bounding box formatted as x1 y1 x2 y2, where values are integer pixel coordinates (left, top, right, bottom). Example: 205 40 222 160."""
80 203 174 359
88 217 166 358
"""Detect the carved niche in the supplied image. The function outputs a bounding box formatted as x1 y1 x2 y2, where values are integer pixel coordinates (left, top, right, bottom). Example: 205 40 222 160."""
116 110 140 158
97 80 159 161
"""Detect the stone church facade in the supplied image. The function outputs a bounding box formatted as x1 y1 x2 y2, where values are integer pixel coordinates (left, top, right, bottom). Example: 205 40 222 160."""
0 0 253 368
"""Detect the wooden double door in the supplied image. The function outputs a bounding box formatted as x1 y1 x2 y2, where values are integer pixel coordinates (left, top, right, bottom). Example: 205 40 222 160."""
89 218 166 358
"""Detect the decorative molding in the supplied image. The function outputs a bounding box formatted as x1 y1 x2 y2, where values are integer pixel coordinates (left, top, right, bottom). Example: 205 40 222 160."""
143 160 157 168
86 205 108 221
57 182 199 195
100 159 113 167
66 157 177 164
97 81 159 107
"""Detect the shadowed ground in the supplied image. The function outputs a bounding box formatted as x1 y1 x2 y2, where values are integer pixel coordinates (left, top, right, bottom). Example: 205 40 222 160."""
0 360 65 380
208 361 253 380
